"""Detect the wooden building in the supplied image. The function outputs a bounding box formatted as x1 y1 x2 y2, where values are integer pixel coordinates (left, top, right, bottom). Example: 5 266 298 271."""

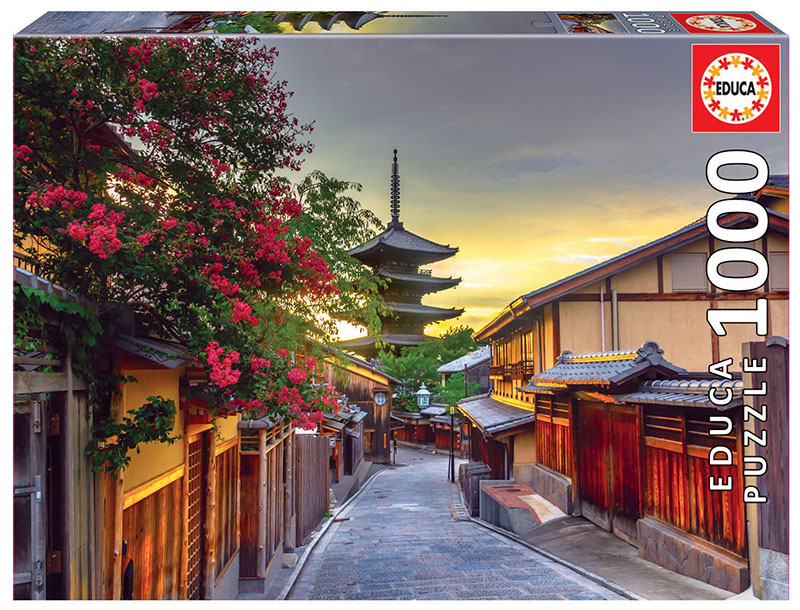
476 208 788 380
494 342 754 592
430 414 463 452
316 347 400 464
13 266 332 600
339 150 463 356
467 190 789 593
437 345 492 396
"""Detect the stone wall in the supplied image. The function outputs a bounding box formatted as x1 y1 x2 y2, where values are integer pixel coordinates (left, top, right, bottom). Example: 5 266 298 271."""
514 463 572 515
759 548 788 599
637 517 749 593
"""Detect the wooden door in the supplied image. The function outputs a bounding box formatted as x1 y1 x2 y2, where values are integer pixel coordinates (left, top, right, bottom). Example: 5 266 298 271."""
609 406 641 545
577 401 611 530
186 434 207 600
577 401 641 542
13 395 47 599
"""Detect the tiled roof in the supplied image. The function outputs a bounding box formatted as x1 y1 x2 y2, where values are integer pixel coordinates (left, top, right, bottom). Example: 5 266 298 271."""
458 394 535 435
430 414 462 425
420 405 448 417
349 226 457 259
378 269 461 288
438 346 492 373
516 382 569 395
337 333 430 352
386 301 464 319
615 378 743 410
737 174 789 200
114 334 192 369
530 341 685 387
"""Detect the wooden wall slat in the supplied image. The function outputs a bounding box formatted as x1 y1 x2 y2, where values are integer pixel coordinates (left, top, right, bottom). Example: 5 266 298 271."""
121 478 182 599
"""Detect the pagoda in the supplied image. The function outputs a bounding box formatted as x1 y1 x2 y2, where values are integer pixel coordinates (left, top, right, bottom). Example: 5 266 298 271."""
340 150 463 357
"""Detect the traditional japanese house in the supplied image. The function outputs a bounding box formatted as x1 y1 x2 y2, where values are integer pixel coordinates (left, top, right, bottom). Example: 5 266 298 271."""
437 345 492 395
430 413 463 453
476 207 788 381
339 150 463 357
507 341 757 592
467 191 789 593
314 344 401 464
458 394 536 480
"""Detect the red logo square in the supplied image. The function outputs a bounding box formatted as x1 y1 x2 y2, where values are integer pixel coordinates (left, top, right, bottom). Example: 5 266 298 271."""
672 13 775 34
692 45 781 133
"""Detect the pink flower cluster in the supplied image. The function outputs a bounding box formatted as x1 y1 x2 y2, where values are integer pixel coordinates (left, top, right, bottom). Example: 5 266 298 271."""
205 341 241 388
250 357 271 373
203 262 241 296
66 203 125 259
14 144 32 162
287 368 307 385
231 299 260 326
27 184 87 210
114 167 155 187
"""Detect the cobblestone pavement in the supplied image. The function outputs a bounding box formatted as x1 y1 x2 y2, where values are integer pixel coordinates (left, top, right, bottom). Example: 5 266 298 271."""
288 448 621 600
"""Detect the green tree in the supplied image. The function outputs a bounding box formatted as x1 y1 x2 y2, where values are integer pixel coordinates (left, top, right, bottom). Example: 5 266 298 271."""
376 325 483 411
438 372 480 407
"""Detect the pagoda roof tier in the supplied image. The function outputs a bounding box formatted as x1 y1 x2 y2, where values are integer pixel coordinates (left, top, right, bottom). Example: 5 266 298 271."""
337 332 430 356
379 269 461 294
384 301 464 323
348 225 458 267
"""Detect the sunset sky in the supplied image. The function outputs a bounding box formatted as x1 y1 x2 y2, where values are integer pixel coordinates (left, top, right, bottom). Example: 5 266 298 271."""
267 35 788 340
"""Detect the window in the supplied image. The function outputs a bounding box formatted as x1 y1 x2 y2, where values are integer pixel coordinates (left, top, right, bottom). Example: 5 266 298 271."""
717 242 759 284
769 252 789 291
671 253 707 291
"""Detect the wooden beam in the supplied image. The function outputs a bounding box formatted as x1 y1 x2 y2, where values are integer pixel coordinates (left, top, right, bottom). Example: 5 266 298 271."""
559 291 788 302
283 427 294 551
203 432 217 599
179 438 189 600
123 465 185 510
111 469 124 600
709 300 720 363
551 302 560 364
657 256 664 294
214 436 238 457
256 429 267 580
13 371 88 394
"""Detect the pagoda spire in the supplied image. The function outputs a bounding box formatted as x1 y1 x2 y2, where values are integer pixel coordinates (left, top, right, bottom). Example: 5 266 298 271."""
389 149 402 228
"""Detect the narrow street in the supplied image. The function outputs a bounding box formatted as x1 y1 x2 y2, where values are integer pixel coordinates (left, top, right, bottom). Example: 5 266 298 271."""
288 448 621 600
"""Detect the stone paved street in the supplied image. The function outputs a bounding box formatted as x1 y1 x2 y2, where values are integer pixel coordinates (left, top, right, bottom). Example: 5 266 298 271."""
288 448 621 600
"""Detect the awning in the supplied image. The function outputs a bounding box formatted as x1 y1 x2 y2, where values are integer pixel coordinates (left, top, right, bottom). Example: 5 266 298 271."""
458 394 535 437
420 405 448 417
615 378 744 410
114 334 193 369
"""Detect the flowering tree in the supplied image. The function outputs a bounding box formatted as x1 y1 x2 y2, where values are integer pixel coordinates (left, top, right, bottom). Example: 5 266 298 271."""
14 37 382 470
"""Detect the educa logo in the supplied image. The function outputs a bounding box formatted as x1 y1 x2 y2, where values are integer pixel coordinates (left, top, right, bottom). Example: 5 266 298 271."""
692 45 781 133
686 15 757 33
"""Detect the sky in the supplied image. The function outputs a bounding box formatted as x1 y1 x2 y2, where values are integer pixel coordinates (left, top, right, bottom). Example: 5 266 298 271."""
264 34 788 340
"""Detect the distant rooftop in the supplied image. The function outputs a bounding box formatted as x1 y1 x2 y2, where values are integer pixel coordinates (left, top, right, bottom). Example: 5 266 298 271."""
438 346 491 374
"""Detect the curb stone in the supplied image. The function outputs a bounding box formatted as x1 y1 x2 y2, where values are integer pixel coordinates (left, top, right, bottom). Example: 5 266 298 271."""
278 466 390 600
455 483 642 600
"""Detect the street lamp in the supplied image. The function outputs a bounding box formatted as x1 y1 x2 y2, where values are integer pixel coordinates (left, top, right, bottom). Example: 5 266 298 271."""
448 404 456 482
415 383 431 410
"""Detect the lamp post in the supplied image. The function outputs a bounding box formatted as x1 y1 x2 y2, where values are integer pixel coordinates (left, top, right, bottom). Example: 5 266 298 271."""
415 383 431 410
448 405 456 483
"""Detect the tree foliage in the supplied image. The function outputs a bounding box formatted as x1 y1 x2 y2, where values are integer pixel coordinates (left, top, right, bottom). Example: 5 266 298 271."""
14 36 382 469
377 325 483 411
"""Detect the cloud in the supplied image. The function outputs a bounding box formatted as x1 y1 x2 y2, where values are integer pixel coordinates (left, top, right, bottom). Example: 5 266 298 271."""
553 254 614 265
487 152 582 183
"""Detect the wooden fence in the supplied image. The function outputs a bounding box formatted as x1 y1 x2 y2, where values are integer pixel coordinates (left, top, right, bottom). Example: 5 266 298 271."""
238 422 295 580
743 337 788 598
294 434 329 547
